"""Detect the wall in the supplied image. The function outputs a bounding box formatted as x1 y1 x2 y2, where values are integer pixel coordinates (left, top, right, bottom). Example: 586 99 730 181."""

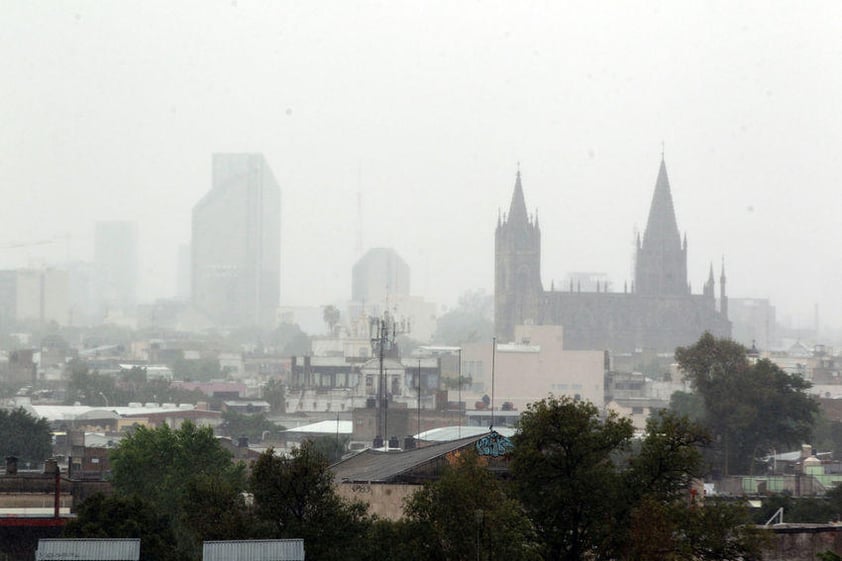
462 325 604 410
764 525 842 561
336 482 418 520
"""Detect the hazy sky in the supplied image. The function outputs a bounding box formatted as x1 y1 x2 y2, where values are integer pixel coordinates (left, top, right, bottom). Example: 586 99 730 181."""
2 2 841 329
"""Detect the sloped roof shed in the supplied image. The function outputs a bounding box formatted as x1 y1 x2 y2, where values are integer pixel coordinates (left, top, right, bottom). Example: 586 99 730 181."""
203 540 305 561
36 539 141 561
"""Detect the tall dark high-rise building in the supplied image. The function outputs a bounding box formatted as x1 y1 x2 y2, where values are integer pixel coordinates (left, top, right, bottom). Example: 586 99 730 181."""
192 153 280 328
495 158 730 352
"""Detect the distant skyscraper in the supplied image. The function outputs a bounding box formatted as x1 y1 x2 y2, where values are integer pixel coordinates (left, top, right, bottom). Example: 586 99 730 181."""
192 153 280 328
95 221 138 319
352 248 410 305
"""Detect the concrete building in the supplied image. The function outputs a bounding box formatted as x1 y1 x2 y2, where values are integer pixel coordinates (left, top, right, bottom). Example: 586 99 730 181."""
349 248 437 341
729 297 777 350
192 153 281 328
0 269 70 326
352 248 410 304
94 221 138 320
495 159 731 353
462 324 605 411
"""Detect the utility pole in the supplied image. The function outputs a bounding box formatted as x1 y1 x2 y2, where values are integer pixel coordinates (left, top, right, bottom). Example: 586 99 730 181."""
370 311 408 449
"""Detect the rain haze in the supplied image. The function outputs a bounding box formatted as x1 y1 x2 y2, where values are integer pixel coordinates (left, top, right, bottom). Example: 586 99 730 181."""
2 1 841 331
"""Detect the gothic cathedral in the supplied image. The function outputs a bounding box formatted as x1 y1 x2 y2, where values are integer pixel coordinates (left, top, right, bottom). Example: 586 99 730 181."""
494 158 731 353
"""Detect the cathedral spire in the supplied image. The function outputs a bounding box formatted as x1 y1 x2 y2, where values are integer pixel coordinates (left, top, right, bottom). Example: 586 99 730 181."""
507 168 530 226
635 156 688 296
642 158 681 250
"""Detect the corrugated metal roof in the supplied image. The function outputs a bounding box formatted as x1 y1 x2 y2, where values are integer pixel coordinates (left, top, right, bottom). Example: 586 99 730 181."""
415 426 515 442
284 420 353 435
36 539 140 561
331 433 490 483
202 540 305 561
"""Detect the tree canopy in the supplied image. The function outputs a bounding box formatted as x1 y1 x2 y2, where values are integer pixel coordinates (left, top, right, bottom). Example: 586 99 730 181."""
675 332 818 475
432 289 494 346
249 441 370 561
109 421 245 510
106 421 247 558
403 450 540 561
510 395 766 561
511 396 633 561
0 407 52 465
63 493 178 561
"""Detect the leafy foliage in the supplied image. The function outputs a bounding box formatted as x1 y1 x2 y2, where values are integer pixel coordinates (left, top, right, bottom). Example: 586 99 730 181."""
171 357 224 382
307 434 350 464
511 396 767 561
73 422 249 560
219 411 284 442
511 396 633 561
433 289 494 345
269 323 312 356
322 305 341 335
178 474 253 548
63 493 178 561
0 407 52 464
109 421 246 513
675 332 818 475
262 378 286 413
403 450 540 561
249 441 370 561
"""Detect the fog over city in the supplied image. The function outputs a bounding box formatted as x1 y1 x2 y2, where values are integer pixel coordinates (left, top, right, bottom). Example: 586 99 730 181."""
2 2 841 329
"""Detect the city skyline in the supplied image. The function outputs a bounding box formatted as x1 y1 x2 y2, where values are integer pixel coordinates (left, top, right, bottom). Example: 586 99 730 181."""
2 3 841 330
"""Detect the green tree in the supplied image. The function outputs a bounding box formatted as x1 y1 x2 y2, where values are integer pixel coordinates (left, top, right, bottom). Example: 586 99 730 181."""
261 378 286 414
510 396 634 561
511 397 767 561
250 441 370 561
269 323 311 356
403 450 540 561
322 305 341 335
433 289 494 345
619 411 767 561
219 411 284 442
307 434 350 463
63 493 178 561
0 407 52 465
624 496 767 561
178 473 254 554
675 332 818 475
64 359 116 406
171 357 223 382
110 421 245 512
108 422 247 560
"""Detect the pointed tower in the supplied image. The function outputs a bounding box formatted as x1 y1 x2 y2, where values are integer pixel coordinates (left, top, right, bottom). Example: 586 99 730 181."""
635 158 688 296
703 263 715 299
495 169 543 341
